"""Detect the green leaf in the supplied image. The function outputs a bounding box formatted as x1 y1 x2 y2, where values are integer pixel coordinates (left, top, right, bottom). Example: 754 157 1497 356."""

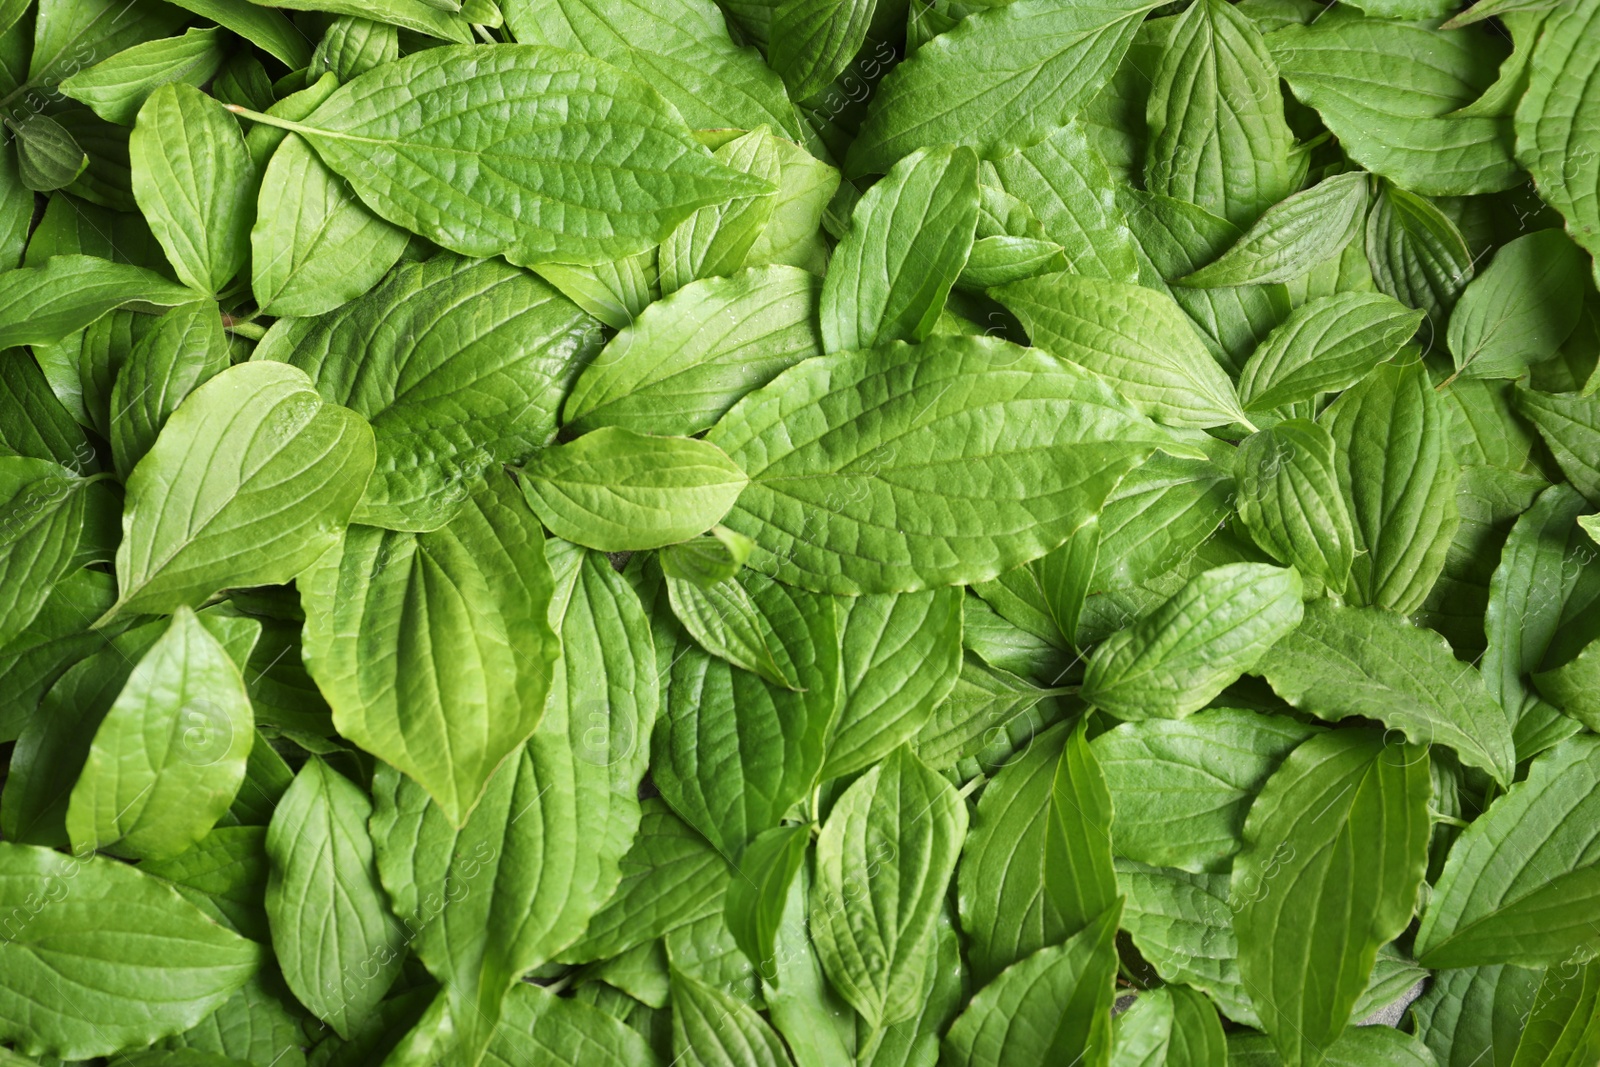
959 723 1071 986
160 0 312 68
1448 229 1589 380
1235 420 1355 593
518 428 748 552
8 113 88 191
501 0 803 141
914 652 1073 771
299 473 559 826
0 255 197 349
1043 719 1119 942
1514 0 1600 285
106 361 375 621
59 27 226 126
1094 707 1316 873
138 825 270 942
1117 860 1257 1025
666 570 803 689
1255 599 1516 784
983 119 1143 284
769 0 877 103
0 458 116 649
942 904 1121 1067
1363 181 1475 333
563 265 823 439
258 253 600 532
249 132 409 318
1410 963 1541 1067
660 128 782 296
1227 1026 1439 1067
0 842 262 1059
26 0 189 90
705 334 1173 594
671 968 795 1067
821 144 980 352
725 824 809 981
1323 358 1461 614
1144 0 1296 229
845 0 1158 175
108 300 229 477
259 0 469 42
824 587 964 778
1082 563 1304 720
995 271 1250 428
312 17 399 81
1416 734 1600 968
265 759 406 1039
1087 449 1237 594
368 539 654 1062
1513 387 1600 505
1177 172 1367 288
256 45 770 268
65 606 252 860
1511 961 1600 1067
1231 729 1430 1067
1236 293 1424 414
484 980 663 1067
1268 12 1521 195
130 84 255 296
1109 985 1227 1067
662 526 756 586
811 746 967 1031
654 575 839 857
559 799 733 963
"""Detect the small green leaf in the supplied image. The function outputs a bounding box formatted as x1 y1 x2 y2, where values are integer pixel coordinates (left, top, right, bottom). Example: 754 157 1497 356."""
725 825 809 982
1235 420 1355 592
8 114 89 191
1178 172 1367 288
1449 229 1589 381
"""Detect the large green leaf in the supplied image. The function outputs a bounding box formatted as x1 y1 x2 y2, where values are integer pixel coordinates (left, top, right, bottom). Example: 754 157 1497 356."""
0 842 262 1059
1093 707 1316 873
1323 358 1461 614
1416 735 1600 968
1082 563 1304 721
1235 420 1355 593
846 0 1158 175
299 473 559 826
705 334 1174 594
138 825 270 942
942 904 1120 1067
59 29 227 126
1236 293 1424 414
654 575 838 857
1514 0 1600 284
824 587 964 778
724 824 809 982
368 540 654 1063
1410 964 1542 1067
563 265 823 438
519 428 748 552
769 0 877 104
250 45 771 267
105 361 375 621
258 253 600 533
129 84 254 296
812 747 966 1032
0 255 197 349
1255 599 1515 785
1267 12 1521 195
264 759 406 1039
65 606 253 861
820 144 980 352
1511 961 1600 1067
1144 0 1295 228
1231 729 1430 1067
1448 229 1588 381
995 272 1250 428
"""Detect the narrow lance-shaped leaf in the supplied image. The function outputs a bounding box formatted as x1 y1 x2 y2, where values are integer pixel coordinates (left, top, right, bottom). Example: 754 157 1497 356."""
1236 293 1424 414
1235 420 1355 593
0 255 199 349
1043 719 1119 942
1179 172 1368 288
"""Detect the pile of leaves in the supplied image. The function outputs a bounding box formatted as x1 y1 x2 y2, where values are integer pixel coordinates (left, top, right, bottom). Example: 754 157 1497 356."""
2 0 1600 1062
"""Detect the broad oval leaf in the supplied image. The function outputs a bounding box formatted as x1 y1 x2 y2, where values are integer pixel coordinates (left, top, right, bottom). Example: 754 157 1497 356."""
812 746 967 1030
1231 729 1430 1067
257 253 600 533
484 982 662 1067
1082 563 1304 721
0 841 262 1059
265 759 406 1039
671 968 793 1067
274 44 773 267
1416 734 1600 968
66 606 253 860
1235 419 1355 592
1255 599 1516 784
705 334 1174 594
106 361 375 621
299 473 559 825
820 143 980 353
518 428 748 552
1447 228 1589 381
